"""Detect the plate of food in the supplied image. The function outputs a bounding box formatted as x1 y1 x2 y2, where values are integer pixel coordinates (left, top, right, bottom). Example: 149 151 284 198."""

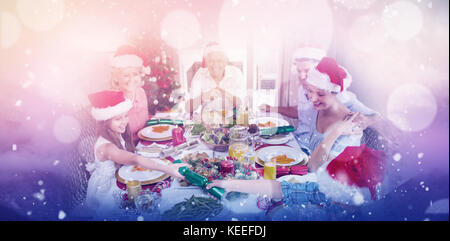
138 124 175 142
276 174 317 183
115 158 171 185
250 116 289 129
199 128 230 152
256 145 308 167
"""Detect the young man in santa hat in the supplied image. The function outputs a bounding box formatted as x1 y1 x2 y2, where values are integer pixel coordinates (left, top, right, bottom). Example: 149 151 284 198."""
110 45 150 145
85 90 188 218
206 58 384 217
186 42 246 125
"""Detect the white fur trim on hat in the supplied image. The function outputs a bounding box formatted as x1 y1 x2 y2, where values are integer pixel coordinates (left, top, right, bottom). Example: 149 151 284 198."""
293 47 327 62
91 98 133 121
110 55 143 68
306 67 341 92
306 66 352 93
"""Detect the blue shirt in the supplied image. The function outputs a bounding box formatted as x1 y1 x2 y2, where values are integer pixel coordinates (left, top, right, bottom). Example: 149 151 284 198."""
295 87 375 156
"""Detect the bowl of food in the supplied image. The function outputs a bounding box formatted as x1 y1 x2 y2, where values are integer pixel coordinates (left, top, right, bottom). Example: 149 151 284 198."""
199 128 230 152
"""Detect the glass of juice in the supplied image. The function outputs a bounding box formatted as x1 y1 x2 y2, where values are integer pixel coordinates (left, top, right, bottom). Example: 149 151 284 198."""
264 161 277 180
229 142 250 162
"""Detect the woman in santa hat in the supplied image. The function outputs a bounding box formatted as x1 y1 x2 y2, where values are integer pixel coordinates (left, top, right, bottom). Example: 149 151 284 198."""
206 58 382 218
85 90 188 217
110 45 150 145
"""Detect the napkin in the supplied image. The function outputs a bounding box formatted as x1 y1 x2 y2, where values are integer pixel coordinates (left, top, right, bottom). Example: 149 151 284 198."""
253 164 308 178
290 165 308 176
276 166 290 178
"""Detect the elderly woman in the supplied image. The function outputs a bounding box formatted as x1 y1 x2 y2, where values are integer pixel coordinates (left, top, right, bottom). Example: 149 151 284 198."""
207 58 379 210
186 43 246 124
110 45 150 145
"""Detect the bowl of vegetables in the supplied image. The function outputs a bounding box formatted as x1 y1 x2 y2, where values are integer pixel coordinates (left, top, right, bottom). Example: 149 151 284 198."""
199 128 230 152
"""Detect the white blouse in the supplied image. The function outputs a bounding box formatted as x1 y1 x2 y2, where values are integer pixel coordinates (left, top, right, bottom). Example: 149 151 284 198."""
190 65 247 109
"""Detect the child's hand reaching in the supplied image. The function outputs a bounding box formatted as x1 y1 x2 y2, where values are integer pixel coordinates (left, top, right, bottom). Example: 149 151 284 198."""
206 180 229 192
165 163 190 180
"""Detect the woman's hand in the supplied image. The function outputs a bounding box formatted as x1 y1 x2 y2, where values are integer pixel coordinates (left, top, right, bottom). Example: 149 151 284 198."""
335 112 364 136
352 113 372 131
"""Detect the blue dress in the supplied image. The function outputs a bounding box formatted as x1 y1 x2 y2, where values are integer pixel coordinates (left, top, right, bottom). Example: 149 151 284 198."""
295 87 376 156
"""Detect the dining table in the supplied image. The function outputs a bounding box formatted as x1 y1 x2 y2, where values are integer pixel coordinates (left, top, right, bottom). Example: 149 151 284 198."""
114 111 312 221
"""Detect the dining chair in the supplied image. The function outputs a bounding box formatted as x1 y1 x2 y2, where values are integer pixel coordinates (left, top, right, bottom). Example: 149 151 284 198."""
62 106 96 212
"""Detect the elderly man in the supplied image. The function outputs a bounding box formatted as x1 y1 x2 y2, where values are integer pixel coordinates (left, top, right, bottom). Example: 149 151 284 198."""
186 43 246 124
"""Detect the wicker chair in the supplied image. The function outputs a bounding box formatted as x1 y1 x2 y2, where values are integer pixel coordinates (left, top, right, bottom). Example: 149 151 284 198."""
62 106 96 212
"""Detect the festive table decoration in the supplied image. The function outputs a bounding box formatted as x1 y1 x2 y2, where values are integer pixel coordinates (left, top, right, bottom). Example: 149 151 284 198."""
173 159 225 199
181 152 259 183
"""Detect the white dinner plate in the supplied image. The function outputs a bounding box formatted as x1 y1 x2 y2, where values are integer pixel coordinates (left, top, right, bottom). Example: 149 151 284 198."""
256 145 308 166
138 124 175 141
116 158 170 185
250 116 289 129
257 133 293 145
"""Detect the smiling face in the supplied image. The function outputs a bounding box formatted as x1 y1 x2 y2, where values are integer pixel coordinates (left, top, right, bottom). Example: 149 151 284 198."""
108 112 129 134
295 59 318 84
112 67 142 93
303 81 337 111
205 51 228 80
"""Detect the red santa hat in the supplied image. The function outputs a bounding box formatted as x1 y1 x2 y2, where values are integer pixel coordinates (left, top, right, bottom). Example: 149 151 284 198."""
326 144 386 200
292 46 327 62
110 45 151 75
306 57 352 93
201 42 227 68
88 90 133 121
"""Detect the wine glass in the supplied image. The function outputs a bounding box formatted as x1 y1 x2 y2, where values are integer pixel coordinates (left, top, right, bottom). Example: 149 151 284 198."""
184 119 195 142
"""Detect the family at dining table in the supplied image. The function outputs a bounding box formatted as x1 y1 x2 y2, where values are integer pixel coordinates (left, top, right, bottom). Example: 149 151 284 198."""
83 41 395 217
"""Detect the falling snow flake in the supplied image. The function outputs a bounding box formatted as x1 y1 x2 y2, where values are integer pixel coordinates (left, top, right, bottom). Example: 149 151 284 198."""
58 210 66 220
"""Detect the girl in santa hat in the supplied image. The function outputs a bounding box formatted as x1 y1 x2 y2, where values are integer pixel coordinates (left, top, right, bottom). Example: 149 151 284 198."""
110 45 150 146
206 58 383 219
85 90 188 217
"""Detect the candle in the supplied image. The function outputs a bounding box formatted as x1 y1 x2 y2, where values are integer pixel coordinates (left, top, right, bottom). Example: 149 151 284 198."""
172 124 185 146
126 180 142 202
220 159 235 175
